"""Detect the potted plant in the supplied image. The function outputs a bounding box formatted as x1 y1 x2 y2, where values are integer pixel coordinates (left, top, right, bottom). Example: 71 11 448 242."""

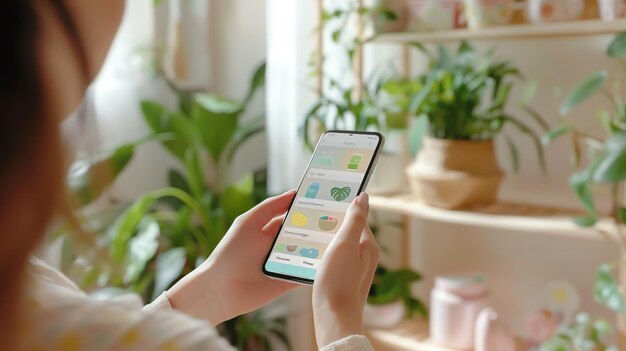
539 313 615 351
304 2 412 195
365 266 428 328
60 63 289 351
388 41 547 209
543 31 626 349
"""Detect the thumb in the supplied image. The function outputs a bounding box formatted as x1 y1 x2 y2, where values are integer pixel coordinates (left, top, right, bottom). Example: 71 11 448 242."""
333 193 369 246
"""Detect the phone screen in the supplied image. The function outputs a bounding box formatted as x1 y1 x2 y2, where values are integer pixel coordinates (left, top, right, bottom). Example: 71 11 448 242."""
263 131 383 284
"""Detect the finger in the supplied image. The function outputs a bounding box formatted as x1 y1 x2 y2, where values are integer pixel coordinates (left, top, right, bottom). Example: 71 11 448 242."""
359 227 379 298
260 214 286 239
333 192 369 246
239 190 295 229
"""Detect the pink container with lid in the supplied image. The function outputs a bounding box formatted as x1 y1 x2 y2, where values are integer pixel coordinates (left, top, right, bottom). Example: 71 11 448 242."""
430 273 490 350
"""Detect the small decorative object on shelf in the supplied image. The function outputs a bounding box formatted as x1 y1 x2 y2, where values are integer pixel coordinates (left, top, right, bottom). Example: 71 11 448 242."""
527 0 585 23
474 307 516 351
465 0 515 29
525 309 562 345
598 0 626 21
430 273 490 349
405 0 465 32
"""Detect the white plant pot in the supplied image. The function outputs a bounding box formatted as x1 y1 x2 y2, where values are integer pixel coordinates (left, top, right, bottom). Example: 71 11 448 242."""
363 300 406 329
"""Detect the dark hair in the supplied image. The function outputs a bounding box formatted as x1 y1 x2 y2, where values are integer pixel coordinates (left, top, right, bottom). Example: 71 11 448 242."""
0 0 42 181
0 1 92 349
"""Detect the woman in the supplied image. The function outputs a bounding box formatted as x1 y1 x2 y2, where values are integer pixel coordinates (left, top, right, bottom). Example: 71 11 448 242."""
1 0 380 350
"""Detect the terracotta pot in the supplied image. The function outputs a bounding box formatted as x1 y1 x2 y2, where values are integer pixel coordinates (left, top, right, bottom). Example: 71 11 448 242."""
406 138 504 209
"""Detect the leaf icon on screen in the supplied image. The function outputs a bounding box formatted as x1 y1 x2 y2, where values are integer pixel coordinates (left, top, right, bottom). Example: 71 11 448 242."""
330 187 351 201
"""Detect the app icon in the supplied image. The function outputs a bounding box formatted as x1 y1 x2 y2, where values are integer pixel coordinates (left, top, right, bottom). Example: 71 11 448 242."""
314 151 334 168
287 245 298 252
330 186 351 202
292 212 308 227
305 182 320 199
300 248 320 259
318 215 339 231
346 154 363 170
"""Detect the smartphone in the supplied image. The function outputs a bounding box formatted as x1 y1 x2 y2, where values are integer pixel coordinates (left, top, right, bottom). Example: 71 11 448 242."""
262 131 384 285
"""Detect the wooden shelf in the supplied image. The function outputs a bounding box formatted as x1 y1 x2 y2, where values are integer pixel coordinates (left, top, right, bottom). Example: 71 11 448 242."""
369 193 616 241
366 319 455 351
371 19 626 44
366 319 525 351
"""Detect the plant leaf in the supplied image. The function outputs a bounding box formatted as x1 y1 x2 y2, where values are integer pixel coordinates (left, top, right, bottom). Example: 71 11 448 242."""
573 215 598 227
569 171 597 215
140 101 189 160
244 62 266 105
594 264 626 314
221 174 257 227
408 116 429 158
153 247 186 299
560 71 607 115
192 94 240 162
124 217 159 284
542 125 571 145
593 151 626 183
184 148 205 200
608 31 626 58
67 143 136 206
226 115 265 163
110 194 157 262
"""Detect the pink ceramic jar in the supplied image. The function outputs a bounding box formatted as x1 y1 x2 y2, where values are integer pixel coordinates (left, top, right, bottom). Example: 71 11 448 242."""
430 273 490 350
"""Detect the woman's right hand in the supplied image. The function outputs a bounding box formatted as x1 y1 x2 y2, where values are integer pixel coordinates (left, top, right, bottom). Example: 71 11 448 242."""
312 193 380 348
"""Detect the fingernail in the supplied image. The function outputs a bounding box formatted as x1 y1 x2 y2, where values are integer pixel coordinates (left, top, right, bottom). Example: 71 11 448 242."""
356 192 369 210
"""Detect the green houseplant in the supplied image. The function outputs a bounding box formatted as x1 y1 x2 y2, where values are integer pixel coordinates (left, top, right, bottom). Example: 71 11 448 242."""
540 313 615 351
390 41 548 209
543 31 626 349
59 63 289 350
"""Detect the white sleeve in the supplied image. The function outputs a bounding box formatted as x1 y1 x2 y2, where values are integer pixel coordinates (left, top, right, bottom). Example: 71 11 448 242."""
320 335 375 351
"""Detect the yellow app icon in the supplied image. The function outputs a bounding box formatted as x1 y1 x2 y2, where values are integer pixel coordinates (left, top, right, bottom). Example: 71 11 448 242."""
292 212 308 227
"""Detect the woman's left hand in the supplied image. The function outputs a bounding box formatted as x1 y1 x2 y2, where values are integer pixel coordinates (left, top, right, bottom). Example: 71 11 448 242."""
167 190 298 325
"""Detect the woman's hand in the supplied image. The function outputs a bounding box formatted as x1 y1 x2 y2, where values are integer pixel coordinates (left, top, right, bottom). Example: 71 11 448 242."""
313 193 380 348
167 190 298 325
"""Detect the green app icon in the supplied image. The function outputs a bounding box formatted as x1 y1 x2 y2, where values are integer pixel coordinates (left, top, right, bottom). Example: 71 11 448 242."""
346 154 363 170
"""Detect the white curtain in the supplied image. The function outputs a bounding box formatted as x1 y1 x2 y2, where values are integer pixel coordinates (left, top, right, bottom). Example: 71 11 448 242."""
266 0 319 193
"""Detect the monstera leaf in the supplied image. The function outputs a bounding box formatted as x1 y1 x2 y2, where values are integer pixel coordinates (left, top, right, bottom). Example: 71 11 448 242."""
330 187 352 201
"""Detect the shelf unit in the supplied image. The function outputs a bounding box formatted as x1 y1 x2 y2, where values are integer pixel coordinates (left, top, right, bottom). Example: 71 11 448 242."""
366 318 525 351
366 319 452 351
307 4 626 350
371 19 626 44
369 193 616 242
